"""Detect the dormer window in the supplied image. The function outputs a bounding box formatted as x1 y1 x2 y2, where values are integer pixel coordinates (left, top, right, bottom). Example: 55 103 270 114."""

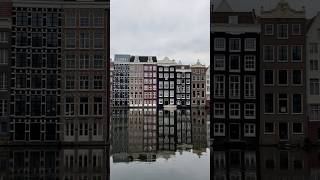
228 16 238 24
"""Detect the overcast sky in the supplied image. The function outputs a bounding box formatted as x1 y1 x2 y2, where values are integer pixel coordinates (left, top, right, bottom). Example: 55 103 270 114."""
111 0 210 65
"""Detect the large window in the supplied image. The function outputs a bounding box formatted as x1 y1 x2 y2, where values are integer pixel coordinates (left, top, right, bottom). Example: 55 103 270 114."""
94 30 103 49
79 97 89 116
16 12 28 26
31 95 41 116
47 53 57 68
293 94 302 114
80 10 90 27
32 33 42 47
278 46 288 62
292 70 302 85
278 94 288 114
265 93 274 113
278 70 288 85
229 75 240 99
244 55 255 71
244 76 256 99
229 103 240 119
66 75 75 89
94 75 103 89
65 54 76 69
80 31 90 49
47 33 57 47
214 38 225 51
47 13 58 27
310 79 319 95
32 53 42 68
264 70 274 85
229 55 240 72
292 46 302 62
94 12 104 27
80 54 90 69
66 30 76 48
214 123 225 136
93 97 103 115
94 53 103 69
264 45 274 62
214 55 225 70
46 95 56 116
79 75 89 90
214 103 225 118
277 24 288 39
229 38 240 52
244 103 256 119
244 124 255 137
65 12 76 27
214 75 225 98
65 97 75 116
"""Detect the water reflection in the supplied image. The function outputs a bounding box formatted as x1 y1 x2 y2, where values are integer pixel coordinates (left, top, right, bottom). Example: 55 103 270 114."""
0 147 110 180
111 108 209 162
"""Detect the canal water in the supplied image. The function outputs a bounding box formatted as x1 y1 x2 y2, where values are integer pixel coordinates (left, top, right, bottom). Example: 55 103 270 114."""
2 108 320 179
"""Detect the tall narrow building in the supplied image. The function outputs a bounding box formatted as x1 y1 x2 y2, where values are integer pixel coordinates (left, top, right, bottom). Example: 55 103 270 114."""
0 0 11 144
191 60 207 107
211 0 260 145
61 0 109 144
176 64 192 108
260 1 306 145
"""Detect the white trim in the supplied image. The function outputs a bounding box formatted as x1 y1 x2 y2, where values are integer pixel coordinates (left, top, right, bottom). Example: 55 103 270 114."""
229 38 241 52
214 38 226 51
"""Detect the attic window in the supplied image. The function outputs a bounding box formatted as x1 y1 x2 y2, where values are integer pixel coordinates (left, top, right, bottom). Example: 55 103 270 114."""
228 16 238 24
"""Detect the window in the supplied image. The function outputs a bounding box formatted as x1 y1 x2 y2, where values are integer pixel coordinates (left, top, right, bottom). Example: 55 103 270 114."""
94 75 103 89
311 59 319 70
264 122 274 133
94 30 103 49
292 24 301 35
79 97 89 115
292 70 302 85
244 103 256 119
47 13 58 27
0 49 8 65
94 12 103 27
310 79 320 95
214 55 225 70
94 54 103 69
264 45 274 61
15 74 26 88
93 97 103 115
66 30 76 48
214 103 225 118
31 53 42 68
214 75 225 98
46 95 56 116
65 97 75 116
65 12 76 27
292 123 303 134
278 94 288 113
214 38 225 51
229 38 240 52
0 72 7 90
0 32 8 43
245 38 256 51
228 16 238 24
80 75 89 90
0 100 7 116
278 70 288 85
292 46 302 62
277 24 288 39
229 103 240 119
32 33 42 47
244 124 255 137
80 54 90 69
265 24 274 35
310 43 318 54
244 55 255 71
16 32 27 46
310 104 320 120
244 76 256 99
16 52 27 67
293 94 302 114
229 75 240 99
214 123 225 136
47 53 57 68
66 75 75 89
31 95 41 116
65 54 76 69
16 12 28 26
31 74 41 89
265 93 274 113
278 46 288 62
80 10 90 27
264 70 274 85
80 31 90 48
229 55 240 72
47 33 57 47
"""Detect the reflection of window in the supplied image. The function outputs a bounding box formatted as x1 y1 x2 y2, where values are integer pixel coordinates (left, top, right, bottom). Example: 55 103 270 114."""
0 49 8 65
278 46 288 62
310 104 320 120
94 54 103 69
265 24 274 35
292 70 302 85
310 59 319 70
16 32 28 46
94 31 103 48
264 45 274 62
66 75 75 89
292 24 301 35
65 54 76 69
94 12 103 27
80 54 89 69
94 75 103 89
80 10 90 27
32 53 42 68
17 12 28 26
31 95 41 116
65 12 76 27
244 76 256 99
47 33 57 47
0 100 7 117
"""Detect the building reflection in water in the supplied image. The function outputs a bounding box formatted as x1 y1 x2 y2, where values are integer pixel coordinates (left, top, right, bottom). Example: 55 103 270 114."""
111 108 208 162
211 147 320 180
0 147 110 180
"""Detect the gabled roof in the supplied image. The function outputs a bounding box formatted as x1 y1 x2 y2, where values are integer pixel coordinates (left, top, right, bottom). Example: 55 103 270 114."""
261 0 305 19
215 0 233 12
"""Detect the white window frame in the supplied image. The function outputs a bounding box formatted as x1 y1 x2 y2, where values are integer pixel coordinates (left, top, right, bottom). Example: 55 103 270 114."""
229 38 241 52
265 24 274 35
229 75 240 99
292 45 303 62
277 24 288 39
214 123 225 136
229 103 240 119
214 55 225 70
244 55 256 71
244 38 256 51
292 24 301 35
214 75 225 98
214 102 225 118
244 123 256 137
263 45 274 62
214 38 225 51
244 76 256 99
244 103 256 119
229 55 240 72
